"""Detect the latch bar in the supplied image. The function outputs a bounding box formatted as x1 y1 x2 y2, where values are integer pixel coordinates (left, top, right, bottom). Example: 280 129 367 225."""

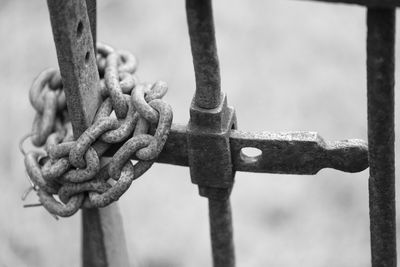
106 125 369 175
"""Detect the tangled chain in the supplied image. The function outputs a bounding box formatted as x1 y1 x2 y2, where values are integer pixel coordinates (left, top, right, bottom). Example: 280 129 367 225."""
21 43 173 218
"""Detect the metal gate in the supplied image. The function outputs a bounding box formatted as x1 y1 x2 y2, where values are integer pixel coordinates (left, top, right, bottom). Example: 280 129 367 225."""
30 0 398 266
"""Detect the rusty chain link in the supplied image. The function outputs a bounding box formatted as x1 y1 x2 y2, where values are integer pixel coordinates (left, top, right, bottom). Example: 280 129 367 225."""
21 43 173 217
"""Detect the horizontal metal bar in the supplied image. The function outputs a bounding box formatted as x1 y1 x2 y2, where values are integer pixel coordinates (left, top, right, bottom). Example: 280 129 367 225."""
230 131 368 174
295 0 400 8
105 124 368 175
157 124 189 166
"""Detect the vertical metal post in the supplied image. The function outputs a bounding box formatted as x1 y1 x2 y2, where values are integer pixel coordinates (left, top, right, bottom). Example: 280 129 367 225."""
186 1 236 266
186 0 221 109
85 0 96 46
209 198 235 267
367 8 396 267
46 1 130 266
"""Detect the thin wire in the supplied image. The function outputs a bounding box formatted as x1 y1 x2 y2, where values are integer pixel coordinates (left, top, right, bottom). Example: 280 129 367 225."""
50 214 59 220
20 133 59 219
21 186 34 201
22 202 59 220
23 170 39 192
23 203 43 208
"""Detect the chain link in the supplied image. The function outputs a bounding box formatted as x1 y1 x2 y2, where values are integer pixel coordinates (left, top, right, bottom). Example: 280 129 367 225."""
21 43 173 217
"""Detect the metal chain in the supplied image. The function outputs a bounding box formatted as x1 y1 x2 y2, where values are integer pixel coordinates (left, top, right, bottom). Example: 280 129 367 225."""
21 43 173 218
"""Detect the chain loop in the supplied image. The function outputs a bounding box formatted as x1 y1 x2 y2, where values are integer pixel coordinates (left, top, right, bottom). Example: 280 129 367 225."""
145 80 168 102
97 96 139 144
24 151 60 194
58 179 110 205
117 50 138 74
132 83 159 123
21 43 173 217
42 157 71 181
29 68 65 112
109 135 154 179
62 147 100 183
38 189 84 217
136 100 173 160
104 52 129 118
120 72 138 94
69 117 118 168
88 161 152 208
31 91 58 146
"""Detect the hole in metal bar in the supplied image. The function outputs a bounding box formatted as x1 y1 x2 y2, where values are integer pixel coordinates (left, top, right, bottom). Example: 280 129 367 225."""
85 51 90 63
77 21 83 37
240 147 262 164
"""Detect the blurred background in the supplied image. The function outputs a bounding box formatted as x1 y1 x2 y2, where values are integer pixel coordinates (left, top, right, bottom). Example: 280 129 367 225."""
1 0 399 266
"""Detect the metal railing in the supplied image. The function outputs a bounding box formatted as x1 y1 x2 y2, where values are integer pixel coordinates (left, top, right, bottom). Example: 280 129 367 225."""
44 0 397 266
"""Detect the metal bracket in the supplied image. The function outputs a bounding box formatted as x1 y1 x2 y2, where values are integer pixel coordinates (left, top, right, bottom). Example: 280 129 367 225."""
187 93 237 200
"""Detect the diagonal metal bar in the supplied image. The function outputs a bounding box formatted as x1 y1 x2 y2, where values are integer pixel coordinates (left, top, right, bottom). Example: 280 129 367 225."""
85 0 96 46
47 0 100 133
46 1 130 266
296 0 400 8
367 8 397 267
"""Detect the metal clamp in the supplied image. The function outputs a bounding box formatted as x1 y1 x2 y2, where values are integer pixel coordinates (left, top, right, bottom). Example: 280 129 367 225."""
187 93 237 200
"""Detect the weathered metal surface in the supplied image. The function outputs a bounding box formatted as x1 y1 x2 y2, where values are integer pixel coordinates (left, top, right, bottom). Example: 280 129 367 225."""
209 198 235 267
153 123 189 166
47 1 130 266
21 0 381 265
85 0 96 46
186 0 221 109
104 52 130 118
135 100 173 160
297 0 400 7
230 131 368 174
29 69 65 147
188 94 237 191
25 43 171 212
105 126 370 175
186 1 236 265
367 8 397 267
82 203 130 267
47 0 101 135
